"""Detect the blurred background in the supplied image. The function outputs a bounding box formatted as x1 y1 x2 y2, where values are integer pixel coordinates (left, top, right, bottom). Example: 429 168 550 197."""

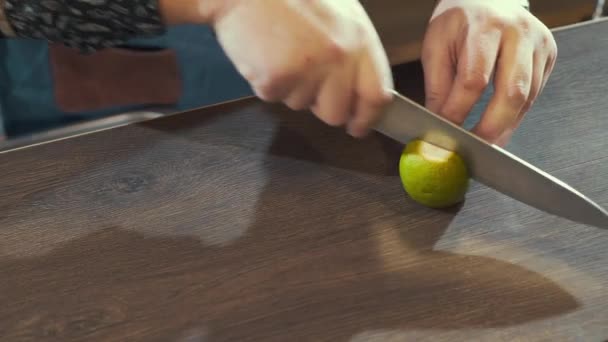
0 0 605 151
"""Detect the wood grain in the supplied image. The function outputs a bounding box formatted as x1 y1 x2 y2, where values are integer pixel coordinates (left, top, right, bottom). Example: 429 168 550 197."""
1 19 608 342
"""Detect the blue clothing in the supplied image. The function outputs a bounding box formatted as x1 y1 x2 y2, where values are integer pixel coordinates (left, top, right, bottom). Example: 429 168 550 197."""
0 25 253 137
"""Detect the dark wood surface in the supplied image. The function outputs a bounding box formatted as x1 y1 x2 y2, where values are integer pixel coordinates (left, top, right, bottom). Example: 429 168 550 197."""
2 19 608 342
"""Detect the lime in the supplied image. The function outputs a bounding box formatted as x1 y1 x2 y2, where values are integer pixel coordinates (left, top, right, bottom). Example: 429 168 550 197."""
399 139 470 208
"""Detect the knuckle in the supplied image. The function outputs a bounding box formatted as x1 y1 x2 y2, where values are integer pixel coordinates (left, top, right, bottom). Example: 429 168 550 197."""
520 100 534 114
472 9 487 25
362 90 393 107
505 83 529 107
461 72 490 92
254 66 300 101
284 101 303 111
253 79 282 101
267 65 298 84
539 31 557 52
497 16 531 38
325 39 349 63
541 34 551 47
476 121 503 141
441 107 467 125
312 103 351 128
487 13 508 31
320 111 349 127
515 17 531 33
284 98 310 111
549 38 558 55
425 90 443 105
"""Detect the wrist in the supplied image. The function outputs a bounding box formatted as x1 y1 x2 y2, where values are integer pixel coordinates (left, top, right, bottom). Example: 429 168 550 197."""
158 0 229 25
434 0 529 10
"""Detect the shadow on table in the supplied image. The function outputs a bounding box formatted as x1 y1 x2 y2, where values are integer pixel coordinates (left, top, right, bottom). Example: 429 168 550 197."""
0 205 580 340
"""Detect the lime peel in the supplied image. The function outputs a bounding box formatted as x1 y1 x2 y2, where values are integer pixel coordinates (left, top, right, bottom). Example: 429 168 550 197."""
399 139 470 208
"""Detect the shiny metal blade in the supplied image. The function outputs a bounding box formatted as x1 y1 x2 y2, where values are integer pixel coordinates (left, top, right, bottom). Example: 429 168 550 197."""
374 90 608 229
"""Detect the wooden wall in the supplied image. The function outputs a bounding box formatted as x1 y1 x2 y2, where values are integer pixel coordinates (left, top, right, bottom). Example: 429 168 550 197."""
362 0 598 65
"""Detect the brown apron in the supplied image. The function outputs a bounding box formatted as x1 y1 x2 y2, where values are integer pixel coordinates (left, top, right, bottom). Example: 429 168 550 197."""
48 44 182 113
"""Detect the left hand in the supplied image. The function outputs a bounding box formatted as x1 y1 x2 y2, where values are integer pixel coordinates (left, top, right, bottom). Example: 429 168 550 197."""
421 0 557 146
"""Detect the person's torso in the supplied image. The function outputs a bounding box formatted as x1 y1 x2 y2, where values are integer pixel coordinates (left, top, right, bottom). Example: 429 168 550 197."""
0 25 252 137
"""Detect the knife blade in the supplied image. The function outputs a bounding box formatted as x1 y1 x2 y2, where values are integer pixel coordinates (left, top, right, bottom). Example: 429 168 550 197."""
374 89 608 229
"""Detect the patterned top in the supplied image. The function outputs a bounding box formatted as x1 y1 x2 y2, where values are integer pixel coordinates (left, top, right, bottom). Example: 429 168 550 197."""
2 0 166 53
0 0 531 54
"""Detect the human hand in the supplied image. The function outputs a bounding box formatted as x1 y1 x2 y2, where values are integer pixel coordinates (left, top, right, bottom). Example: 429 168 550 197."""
421 0 557 146
209 0 394 137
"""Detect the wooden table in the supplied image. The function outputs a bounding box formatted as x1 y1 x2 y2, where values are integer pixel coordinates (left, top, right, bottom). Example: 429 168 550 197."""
1 19 608 342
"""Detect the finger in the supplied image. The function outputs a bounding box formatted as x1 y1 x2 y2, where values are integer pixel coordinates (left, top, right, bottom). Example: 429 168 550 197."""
312 60 356 127
497 51 551 147
542 46 557 89
284 72 324 111
251 70 299 103
473 35 533 143
514 50 547 125
496 44 556 147
347 42 394 138
420 17 457 114
251 54 321 103
342 16 394 138
421 33 456 114
439 29 501 126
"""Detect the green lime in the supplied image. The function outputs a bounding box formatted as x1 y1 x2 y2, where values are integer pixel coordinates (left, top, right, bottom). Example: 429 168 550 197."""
399 139 470 208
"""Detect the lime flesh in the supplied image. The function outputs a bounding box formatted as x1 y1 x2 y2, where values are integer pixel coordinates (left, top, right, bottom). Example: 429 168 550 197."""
399 139 470 208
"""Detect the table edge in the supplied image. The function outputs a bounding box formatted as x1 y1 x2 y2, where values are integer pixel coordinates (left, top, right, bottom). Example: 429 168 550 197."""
2 17 607 154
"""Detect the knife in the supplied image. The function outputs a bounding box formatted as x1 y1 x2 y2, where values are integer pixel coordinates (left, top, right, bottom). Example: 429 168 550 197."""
374 89 608 229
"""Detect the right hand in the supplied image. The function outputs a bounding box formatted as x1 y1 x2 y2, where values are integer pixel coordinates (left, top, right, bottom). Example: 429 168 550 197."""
209 0 394 137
